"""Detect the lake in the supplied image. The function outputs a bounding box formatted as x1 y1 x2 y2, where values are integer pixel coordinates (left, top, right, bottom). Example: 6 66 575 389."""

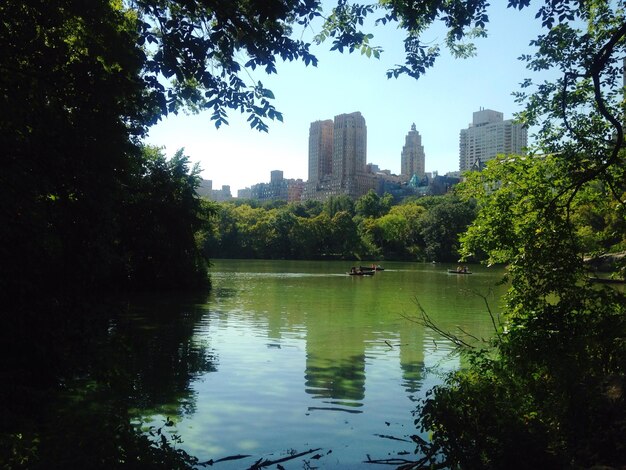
119 260 508 468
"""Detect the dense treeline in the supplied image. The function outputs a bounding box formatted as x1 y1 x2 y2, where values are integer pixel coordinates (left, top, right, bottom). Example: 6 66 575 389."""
202 191 477 262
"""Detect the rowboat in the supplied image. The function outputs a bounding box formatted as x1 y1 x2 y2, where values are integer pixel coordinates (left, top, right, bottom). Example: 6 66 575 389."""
447 269 472 274
359 265 384 272
347 270 375 276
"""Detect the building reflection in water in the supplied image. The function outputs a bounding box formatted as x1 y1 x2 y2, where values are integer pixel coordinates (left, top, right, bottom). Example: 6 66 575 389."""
305 353 366 411
399 326 426 401
299 275 427 412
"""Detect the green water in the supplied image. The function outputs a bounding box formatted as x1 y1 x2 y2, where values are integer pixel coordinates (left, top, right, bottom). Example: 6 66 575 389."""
124 260 507 468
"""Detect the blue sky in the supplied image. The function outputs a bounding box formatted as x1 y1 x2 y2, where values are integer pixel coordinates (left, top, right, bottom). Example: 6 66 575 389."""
145 3 545 192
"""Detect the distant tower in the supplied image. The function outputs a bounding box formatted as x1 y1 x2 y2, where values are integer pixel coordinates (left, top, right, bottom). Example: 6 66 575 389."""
401 123 425 180
308 120 334 183
459 108 527 171
332 111 367 180
270 170 284 183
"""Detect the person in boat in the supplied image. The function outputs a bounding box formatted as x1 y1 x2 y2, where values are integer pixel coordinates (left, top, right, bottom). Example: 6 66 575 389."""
350 267 357 274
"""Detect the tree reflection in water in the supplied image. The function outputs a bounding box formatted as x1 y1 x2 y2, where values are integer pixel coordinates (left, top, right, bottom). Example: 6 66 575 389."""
1 292 217 469
107 293 218 418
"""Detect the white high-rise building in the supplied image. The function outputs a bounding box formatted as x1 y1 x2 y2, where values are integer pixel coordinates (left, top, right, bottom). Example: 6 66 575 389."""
401 123 425 180
459 108 527 171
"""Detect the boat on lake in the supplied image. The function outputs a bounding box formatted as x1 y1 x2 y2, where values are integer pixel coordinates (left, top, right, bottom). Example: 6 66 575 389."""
348 267 375 276
359 265 384 272
448 268 472 274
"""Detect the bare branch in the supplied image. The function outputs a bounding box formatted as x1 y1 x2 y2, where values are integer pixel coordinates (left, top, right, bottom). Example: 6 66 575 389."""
401 299 476 350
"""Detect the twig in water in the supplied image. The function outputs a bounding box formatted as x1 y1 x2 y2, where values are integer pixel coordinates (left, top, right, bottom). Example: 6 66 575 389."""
247 448 322 469
374 433 412 442
201 454 251 466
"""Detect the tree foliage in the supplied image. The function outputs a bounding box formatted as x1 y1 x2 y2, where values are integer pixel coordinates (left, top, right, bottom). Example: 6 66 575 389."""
203 193 472 261
412 2 626 468
117 146 213 289
1 0 147 304
354 190 392 218
133 0 322 131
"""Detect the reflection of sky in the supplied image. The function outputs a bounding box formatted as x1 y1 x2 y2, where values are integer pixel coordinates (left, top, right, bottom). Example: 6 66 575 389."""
138 260 503 468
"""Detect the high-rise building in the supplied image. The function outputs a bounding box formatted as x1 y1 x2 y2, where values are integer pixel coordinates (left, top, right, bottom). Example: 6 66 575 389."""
459 108 527 171
332 111 367 180
401 123 425 180
270 170 283 183
308 119 334 183
304 111 375 201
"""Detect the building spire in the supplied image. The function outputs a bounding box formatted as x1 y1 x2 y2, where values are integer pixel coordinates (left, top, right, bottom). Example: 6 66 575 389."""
411 123 416 131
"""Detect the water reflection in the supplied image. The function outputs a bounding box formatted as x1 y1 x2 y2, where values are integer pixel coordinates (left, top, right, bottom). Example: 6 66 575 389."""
398 326 427 399
124 260 507 467
305 354 366 408
108 293 218 418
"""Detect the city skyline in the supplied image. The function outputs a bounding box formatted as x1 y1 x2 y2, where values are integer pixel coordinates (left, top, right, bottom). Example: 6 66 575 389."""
210 107 522 198
145 3 542 192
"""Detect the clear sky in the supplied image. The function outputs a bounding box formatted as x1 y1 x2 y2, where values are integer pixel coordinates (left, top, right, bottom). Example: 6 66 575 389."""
145 3 544 192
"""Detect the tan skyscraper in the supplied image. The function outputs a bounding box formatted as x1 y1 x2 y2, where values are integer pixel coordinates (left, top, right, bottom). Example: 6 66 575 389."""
308 119 334 183
304 111 375 200
332 111 367 180
401 123 425 180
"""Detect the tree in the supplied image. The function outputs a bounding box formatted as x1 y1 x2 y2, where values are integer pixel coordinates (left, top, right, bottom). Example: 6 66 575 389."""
233 204 269 257
330 211 361 257
418 195 476 262
355 190 391 218
118 146 211 289
265 209 298 258
386 202 427 258
412 2 626 467
302 199 325 218
289 216 319 259
1 0 148 304
324 194 355 217
371 212 410 257
415 155 626 468
310 212 335 257
132 0 323 131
